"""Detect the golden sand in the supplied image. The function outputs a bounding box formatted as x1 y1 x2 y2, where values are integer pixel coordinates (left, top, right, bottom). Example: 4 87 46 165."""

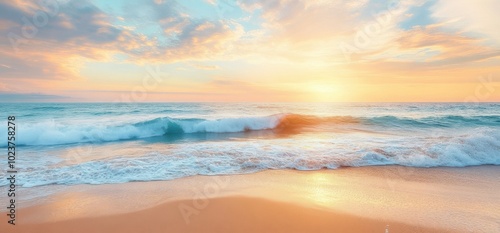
1 166 498 233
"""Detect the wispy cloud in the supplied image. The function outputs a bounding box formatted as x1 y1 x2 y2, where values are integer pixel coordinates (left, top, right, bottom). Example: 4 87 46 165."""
0 0 498 102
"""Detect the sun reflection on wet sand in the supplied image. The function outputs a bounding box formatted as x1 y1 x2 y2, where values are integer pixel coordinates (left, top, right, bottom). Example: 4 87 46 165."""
306 173 339 206
22 192 119 223
12 167 500 232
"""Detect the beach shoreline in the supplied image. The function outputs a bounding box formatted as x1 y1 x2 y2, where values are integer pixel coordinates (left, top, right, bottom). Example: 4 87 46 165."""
1 166 499 232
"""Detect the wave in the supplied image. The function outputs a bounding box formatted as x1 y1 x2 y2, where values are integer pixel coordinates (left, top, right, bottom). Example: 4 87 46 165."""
366 115 500 127
0 115 283 146
277 114 359 129
1 114 499 147
278 114 500 129
4 127 500 187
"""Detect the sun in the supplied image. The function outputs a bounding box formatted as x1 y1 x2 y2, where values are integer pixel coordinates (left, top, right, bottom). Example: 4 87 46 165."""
306 83 343 102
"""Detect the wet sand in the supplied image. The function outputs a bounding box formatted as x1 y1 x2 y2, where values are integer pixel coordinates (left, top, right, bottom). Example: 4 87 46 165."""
1 166 499 232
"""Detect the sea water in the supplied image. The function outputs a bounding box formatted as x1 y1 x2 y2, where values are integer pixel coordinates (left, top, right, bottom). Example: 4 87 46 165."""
0 102 499 187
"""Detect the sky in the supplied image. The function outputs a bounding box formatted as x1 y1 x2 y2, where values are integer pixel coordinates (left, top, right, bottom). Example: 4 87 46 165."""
0 0 499 102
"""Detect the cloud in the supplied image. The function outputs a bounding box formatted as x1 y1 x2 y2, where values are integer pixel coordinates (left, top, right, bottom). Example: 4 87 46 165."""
431 0 500 44
1 0 246 75
343 1 500 75
239 0 358 43
232 0 429 64
0 0 499 102
163 20 242 60
394 25 500 63
0 0 243 83
0 0 129 46
121 0 244 62
0 0 150 81
0 50 81 80
204 0 217 5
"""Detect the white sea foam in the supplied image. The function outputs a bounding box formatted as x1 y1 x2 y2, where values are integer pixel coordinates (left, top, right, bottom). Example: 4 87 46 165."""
2 127 499 187
1 113 498 147
0 102 498 187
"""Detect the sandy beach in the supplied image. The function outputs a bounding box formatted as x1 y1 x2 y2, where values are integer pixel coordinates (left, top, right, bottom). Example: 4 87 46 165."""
1 0 500 231
1 166 499 233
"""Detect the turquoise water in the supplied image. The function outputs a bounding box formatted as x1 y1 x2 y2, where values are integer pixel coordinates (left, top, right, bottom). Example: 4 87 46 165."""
0 102 499 187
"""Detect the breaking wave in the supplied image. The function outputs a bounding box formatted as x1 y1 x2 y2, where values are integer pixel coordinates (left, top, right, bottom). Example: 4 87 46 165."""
1 114 499 147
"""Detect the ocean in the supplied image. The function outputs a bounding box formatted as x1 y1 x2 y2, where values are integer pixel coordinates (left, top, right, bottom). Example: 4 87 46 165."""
1 102 499 187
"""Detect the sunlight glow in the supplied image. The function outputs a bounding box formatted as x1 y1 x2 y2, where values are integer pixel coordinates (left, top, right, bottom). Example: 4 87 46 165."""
307 173 337 206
